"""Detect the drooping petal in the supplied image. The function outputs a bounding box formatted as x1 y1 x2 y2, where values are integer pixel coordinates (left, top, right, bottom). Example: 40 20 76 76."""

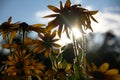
64 26 70 39
44 49 50 58
90 15 98 23
48 5 60 13
58 24 63 38
9 31 16 43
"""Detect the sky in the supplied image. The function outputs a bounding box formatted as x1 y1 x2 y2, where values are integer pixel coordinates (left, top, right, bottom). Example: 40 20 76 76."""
0 0 120 45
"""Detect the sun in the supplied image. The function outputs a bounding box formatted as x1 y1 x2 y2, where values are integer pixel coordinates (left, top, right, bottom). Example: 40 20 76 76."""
72 27 82 39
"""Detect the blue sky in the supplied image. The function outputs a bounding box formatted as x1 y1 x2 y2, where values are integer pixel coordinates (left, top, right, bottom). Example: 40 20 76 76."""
0 0 120 45
0 0 120 54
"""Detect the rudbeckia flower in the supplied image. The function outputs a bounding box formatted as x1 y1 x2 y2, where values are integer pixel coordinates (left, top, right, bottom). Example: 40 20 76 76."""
45 60 72 80
44 0 98 38
86 62 120 80
33 30 61 58
0 17 19 43
18 22 45 33
2 49 45 76
0 17 45 43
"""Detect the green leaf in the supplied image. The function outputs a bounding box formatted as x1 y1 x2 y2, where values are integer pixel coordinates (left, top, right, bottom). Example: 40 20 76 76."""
61 45 67 51
62 60 67 69
57 53 63 62
50 53 56 62
73 64 80 79
78 49 82 62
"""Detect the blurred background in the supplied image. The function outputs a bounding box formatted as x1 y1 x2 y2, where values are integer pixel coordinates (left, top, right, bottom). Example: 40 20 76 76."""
0 0 120 71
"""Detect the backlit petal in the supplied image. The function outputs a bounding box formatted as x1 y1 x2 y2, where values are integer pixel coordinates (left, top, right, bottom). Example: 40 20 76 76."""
48 5 60 12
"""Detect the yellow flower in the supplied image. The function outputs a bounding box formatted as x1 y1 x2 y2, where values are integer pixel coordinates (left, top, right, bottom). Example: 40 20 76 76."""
86 62 120 80
33 30 61 58
18 22 45 33
0 17 45 43
2 49 45 76
0 17 19 43
44 0 98 37
45 61 72 80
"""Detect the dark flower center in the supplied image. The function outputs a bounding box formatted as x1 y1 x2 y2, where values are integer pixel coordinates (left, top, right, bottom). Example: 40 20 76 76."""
43 38 52 48
20 22 28 31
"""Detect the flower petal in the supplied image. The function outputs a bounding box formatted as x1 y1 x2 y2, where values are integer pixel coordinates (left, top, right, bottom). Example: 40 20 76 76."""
48 5 60 12
65 0 71 8
87 10 98 15
60 1 63 9
98 63 109 72
44 49 50 58
105 69 119 76
91 63 97 71
8 16 12 23
31 24 45 27
9 31 16 43
43 14 58 18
